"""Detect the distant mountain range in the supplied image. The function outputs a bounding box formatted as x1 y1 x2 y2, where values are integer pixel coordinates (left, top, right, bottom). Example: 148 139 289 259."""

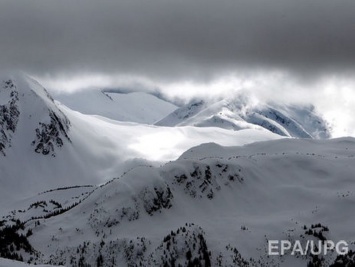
156 98 330 139
54 85 331 139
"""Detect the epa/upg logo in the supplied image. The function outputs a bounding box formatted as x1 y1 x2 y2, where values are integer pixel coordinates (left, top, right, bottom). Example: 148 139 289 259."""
268 240 348 256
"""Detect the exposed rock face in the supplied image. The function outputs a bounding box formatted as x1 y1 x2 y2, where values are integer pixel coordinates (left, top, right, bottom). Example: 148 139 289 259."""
0 80 20 156
32 110 71 156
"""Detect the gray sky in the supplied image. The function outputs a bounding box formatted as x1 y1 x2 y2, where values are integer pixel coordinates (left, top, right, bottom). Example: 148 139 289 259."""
1 0 355 135
1 0 355 80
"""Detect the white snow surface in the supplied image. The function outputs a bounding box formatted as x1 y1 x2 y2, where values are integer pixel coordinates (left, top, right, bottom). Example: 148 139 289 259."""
1 73 350 267
2 137 355 266
53 89 177 124
156 98 330 139
0 74 280 212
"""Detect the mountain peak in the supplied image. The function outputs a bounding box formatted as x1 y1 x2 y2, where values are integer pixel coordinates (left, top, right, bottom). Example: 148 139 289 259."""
156 95 331 139
0 74 71 157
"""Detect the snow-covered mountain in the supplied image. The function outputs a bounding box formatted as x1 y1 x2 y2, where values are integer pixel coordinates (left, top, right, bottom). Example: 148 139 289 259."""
156 98 331 139
0 74 280 211
53 89 177 124
0 75 70 157
2 73 349 267
0 74 82 202
1 138 355 266
53 87 330 141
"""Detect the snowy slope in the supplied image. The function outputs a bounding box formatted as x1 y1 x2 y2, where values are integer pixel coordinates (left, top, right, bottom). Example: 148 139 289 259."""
0 73 79 203
53 89 177 124
0 74 70 157
156 97 330 139
2 73 347 267
1 138 355 266
0 74 280 212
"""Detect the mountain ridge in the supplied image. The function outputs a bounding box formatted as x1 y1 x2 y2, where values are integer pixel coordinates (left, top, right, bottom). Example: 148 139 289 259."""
1 137 355 266
0 74 281 208
156 97 331 139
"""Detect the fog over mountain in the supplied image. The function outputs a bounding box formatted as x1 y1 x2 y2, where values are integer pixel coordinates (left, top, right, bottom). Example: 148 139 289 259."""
1 0 355 136
1 1 355 266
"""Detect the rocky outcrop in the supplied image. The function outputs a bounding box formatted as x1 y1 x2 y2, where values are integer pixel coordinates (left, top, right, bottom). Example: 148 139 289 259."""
32 110 71 156
0 80 20 156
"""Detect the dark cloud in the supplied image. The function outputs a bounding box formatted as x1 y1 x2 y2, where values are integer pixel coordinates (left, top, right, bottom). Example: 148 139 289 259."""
1 0 355 81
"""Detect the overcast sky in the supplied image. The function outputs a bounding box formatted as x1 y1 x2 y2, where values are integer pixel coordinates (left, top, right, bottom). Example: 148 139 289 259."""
1 0 355 135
